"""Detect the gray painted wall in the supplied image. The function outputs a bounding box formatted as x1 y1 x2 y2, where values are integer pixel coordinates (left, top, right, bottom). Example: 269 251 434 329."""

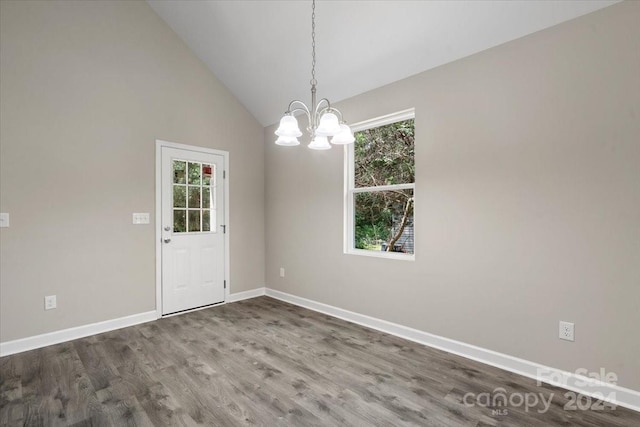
265 2 640 390
1 0 638 394
0 0 265 341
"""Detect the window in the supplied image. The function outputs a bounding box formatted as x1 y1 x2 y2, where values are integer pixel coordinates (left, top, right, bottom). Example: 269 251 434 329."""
345 109 415 259
172 160 216 233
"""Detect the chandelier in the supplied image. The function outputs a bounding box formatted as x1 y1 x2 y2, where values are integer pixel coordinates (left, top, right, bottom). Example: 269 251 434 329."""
274 0 355 150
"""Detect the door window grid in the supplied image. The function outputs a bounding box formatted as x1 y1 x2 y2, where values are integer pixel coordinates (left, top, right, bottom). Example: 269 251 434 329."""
172 160 216 233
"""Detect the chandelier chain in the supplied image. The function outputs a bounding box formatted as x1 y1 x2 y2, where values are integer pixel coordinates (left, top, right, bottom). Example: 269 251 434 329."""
310 0 317 87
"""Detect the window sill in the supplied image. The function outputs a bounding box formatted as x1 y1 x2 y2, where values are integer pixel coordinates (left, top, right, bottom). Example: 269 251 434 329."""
345 248 415 261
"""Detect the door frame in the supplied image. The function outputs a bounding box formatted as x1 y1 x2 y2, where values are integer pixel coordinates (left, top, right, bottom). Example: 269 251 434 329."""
155 139 230 319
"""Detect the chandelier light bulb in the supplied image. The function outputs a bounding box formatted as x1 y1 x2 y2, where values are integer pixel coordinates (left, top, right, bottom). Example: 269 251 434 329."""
275 115 302 138
308 136 331 150
275 135 301 146
315 112 342 137
330 124 356 145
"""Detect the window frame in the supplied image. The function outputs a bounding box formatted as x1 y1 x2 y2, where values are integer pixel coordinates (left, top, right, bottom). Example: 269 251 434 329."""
344 108 416 261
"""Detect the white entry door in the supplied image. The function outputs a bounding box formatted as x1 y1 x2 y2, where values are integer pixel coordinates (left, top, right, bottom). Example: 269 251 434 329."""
161 146 226 315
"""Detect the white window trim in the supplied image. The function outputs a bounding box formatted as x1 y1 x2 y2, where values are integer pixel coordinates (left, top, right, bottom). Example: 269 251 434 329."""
344 108 416 261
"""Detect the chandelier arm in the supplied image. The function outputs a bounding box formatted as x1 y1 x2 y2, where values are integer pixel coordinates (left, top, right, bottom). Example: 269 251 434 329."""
316 104 346 122
287 100 311 116
289 107 310 115
314 98 332 117
289 108 312 127
287 102 313 134
332 108 345 122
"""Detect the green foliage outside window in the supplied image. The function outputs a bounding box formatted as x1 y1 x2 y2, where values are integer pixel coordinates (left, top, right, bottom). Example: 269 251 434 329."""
354 120 415 252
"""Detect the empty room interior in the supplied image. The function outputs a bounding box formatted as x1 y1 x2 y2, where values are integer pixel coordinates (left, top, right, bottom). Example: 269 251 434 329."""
1 0 639 425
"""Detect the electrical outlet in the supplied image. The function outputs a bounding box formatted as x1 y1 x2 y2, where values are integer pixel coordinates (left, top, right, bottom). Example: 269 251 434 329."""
279 267 285 277
45 295 57 310
559 321 574 341
0 213 9 228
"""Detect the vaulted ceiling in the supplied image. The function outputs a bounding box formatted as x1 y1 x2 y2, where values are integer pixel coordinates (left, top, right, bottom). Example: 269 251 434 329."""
147 0 619 126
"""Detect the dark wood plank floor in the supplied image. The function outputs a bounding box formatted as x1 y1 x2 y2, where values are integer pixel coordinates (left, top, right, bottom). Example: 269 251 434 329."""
1 296 638 426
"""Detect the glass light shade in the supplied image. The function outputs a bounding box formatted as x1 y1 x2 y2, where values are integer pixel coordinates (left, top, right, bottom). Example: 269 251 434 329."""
315 112 341 136
308 136 331 150
330 124 355 145
275 115 302 137
275 135 300 146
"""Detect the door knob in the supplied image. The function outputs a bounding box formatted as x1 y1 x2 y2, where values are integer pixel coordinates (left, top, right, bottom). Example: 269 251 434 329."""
163 238 171 243
164 226 171 231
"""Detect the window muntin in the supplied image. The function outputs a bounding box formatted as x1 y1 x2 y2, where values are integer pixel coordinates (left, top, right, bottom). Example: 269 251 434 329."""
346 109 415 259
173 160 216 234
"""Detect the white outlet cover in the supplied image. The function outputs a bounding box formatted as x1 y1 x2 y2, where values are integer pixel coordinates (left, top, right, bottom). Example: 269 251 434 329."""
559 321 575 341
279 268 285 277
0 213 9 228
45 295 57 310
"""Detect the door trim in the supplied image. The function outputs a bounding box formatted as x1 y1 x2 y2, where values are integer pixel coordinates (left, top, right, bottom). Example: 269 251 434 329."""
155 139 230 319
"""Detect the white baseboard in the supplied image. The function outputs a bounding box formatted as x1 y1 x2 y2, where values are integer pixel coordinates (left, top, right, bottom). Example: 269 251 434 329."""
2 288 637 412
0 287 268 357
228 287 266 303
265 288 640 413
0 310 157 357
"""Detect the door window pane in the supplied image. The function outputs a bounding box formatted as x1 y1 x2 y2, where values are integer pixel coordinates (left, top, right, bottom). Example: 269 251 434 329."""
173 161 186 184
188 210 201 232
202 164 212 186
202 210 211 232
174 209 186 233
188 186 201 208
173 186 186 208
202 186 211 209
188 162 201 185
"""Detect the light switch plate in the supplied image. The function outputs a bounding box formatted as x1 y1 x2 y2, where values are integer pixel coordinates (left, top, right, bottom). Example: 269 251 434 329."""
0 213 9 228
132 213 150 224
